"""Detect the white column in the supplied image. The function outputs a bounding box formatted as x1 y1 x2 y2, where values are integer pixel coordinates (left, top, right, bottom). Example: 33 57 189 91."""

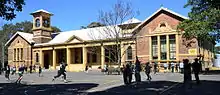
53 49 56 70
66 48 71 71
82 47 87 70
101 46 105 69
166 35 170 60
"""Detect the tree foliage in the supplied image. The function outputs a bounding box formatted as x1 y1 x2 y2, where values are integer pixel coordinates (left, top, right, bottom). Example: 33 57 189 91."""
80 22 105 29
178 0 220 42
0 21 61 62
0 0 25 20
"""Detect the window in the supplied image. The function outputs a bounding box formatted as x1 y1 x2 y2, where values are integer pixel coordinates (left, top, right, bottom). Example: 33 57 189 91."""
92 53 97 63
14 49 16 61
43 18 50 27
36 53 39 63
160 36 167 60
17 48 19 61
127 46 132 60
35 19 40 27
152 36 158 59
21 48 23 60
169 35 176 60
105 46 119 63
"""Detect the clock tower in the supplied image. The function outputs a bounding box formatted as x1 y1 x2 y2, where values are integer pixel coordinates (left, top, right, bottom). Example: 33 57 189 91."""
31 9 53 43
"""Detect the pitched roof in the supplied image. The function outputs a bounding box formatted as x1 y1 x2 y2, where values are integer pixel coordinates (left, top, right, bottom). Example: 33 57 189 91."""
5 32 34 46
31 9 53 15
132 7 188 33
34 26 122 46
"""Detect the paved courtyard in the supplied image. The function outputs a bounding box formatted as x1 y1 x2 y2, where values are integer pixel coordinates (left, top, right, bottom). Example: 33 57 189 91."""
0 70 220 95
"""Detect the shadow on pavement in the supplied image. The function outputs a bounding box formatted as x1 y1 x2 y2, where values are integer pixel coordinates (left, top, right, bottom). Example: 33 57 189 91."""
89 81 179 95
0 83 98 95
202 70 220 75
161 80 220 95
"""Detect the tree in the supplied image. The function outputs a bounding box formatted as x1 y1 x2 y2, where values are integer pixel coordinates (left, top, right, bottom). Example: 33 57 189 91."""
89 0 138 66
0 0 25 20
177 0 219 64
178 0 220 41
80 22 105 29
0 21 62 66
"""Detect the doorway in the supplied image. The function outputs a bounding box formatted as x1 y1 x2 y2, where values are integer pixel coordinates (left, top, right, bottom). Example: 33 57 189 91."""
44 53 50 69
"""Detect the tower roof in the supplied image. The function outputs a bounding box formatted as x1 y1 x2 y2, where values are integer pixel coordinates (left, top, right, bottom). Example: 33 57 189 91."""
31 9 53 15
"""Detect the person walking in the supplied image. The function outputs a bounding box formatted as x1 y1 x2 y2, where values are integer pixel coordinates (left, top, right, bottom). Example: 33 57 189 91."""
29 64 33 74
163 63 168 73
153 62 157 74
52 61 68 83
183 59 192 89
85 65 89 73
171 62 175 73
175 63 179 72
134 56 141 83
179 61 184 73
11 65 16 75
192 58 202 85
5 64 10 80
145 62 152 81
39 66 42 77
168 62 171 72
33 65 36 73
123 63 132 85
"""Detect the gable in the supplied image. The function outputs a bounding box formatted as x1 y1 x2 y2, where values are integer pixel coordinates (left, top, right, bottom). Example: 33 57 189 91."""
133 7 187 36
65 35 83 43
8 35 31 49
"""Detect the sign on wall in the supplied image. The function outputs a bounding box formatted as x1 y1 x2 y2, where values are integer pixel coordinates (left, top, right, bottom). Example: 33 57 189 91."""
188 49 197 55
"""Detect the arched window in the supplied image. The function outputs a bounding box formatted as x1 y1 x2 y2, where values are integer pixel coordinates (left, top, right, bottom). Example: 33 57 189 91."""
35 19 40 27
127 46 132 60
36 53 39 62
43 19 50 27
160 22 166 27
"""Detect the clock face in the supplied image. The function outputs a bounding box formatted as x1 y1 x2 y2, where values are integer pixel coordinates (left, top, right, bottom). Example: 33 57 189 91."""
35 19 40 27
43 19 50 28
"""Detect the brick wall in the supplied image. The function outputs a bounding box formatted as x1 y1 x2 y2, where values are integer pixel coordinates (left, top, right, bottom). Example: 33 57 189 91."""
7 35 32 67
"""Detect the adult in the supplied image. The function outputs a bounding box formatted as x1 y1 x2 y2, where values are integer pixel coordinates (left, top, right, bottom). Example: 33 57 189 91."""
52 61 68 83
179 61 184 73
145 62 152 81
134 56 141 83
192 58 202 84
123 63 132 85
5 64 10 80
29 64 33 73
183 59 192 88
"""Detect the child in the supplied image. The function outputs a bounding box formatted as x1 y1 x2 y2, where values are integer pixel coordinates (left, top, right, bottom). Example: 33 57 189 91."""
15 66 24 84
39 66 42 77
11 66 16 75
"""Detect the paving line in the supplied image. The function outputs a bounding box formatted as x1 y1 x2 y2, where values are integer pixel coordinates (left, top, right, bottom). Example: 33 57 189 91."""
159 82 182 95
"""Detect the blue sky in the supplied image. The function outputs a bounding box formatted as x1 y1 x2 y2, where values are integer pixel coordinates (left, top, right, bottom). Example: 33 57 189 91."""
0 0 190 32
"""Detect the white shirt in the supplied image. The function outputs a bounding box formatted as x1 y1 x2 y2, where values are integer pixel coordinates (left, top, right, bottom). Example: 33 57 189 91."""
180 62 184 68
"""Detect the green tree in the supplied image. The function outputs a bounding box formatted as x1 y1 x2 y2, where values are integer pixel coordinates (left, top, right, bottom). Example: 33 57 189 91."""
80 22 105 29
0 0 25 20
0 21 62 65
178 0 220 41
